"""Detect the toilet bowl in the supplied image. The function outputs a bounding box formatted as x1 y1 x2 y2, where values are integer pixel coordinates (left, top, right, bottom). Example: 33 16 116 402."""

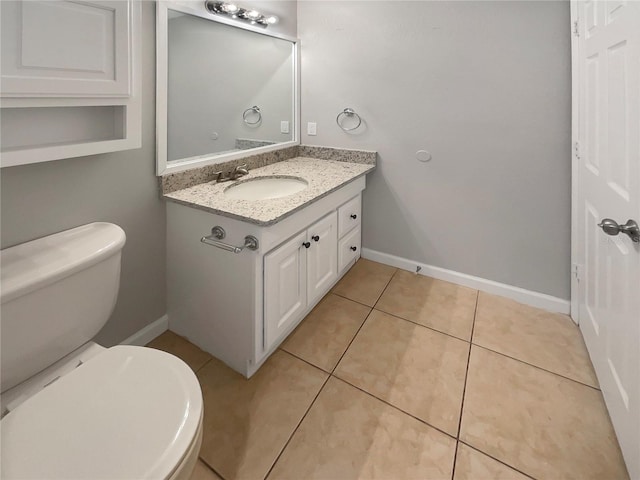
0 223 203 480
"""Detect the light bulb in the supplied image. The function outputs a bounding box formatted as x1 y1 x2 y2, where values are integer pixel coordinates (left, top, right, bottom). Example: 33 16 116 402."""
223 3 239 13
246 9 260 19
265 15 279 24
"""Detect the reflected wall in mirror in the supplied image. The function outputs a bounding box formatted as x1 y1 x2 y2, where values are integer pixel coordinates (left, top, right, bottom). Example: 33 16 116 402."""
157 2 299 175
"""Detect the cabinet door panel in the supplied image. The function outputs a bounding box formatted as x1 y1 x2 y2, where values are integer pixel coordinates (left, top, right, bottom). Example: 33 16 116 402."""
307 213 338 305
1 0 131 97
264 231 307 350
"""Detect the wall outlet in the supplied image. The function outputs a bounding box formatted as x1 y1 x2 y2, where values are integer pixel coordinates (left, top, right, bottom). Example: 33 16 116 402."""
280 121 290 134
307 122 317 136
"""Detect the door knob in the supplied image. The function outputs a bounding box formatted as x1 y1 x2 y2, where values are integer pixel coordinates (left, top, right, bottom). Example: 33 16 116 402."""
312 235 320 242
302 241 311 248
598 219 640 243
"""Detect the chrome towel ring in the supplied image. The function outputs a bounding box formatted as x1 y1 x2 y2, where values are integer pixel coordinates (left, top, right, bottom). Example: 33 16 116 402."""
243 106 262 125
336 108 362 131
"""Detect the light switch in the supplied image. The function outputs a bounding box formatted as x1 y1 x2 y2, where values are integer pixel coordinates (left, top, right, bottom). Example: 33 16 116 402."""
280 121 290 134
307 122 317 136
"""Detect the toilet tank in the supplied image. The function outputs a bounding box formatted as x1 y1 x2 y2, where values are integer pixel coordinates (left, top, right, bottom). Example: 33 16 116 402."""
0 223 126 393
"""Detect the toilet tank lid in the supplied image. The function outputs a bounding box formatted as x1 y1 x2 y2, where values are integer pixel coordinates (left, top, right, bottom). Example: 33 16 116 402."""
1 222 126 304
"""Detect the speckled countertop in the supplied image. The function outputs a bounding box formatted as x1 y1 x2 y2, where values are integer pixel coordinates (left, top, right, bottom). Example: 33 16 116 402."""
164 157 375 225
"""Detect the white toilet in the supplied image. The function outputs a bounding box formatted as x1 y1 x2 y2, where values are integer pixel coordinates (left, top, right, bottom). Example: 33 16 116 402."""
0 222 204 480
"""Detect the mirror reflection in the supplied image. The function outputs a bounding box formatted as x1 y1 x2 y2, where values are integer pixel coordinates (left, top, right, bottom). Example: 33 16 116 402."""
167 10 295 163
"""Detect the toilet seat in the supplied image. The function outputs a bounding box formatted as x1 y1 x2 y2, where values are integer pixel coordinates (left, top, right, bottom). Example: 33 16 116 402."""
1 345 203 480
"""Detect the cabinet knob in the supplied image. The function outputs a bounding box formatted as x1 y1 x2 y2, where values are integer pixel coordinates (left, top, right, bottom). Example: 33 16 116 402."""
350 214 358 219
302 241 311 248
312 235 320 242
350 246 357 252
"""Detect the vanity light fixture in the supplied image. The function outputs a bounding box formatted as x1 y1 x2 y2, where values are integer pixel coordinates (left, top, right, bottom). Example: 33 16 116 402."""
204 1 279 27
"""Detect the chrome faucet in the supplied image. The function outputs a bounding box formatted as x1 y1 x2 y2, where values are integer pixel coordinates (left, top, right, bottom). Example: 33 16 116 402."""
214 164 249 183
231 164 249 180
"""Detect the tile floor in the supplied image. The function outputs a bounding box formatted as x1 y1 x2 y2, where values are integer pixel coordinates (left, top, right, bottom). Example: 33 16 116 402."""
147 259 630 480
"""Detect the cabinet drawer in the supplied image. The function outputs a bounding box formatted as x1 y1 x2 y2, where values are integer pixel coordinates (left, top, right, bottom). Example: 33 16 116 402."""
338 195 361 237
338 226 361 273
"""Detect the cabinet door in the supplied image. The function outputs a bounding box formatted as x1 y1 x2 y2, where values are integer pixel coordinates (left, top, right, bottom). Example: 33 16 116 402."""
307 213 338 305
264 231 308 350
1 1 131 97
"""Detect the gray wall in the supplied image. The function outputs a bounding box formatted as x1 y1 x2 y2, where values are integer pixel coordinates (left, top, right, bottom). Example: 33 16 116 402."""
0 2 165 346
298 1 571 299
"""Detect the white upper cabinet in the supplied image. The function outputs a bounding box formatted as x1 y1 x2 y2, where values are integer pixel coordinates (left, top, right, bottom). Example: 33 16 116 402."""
1 1 131 97
0 0 141 167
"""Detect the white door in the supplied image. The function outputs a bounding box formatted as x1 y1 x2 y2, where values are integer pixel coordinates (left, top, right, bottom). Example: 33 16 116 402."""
263 231 307 351
573 2 640 478
306 213 338 305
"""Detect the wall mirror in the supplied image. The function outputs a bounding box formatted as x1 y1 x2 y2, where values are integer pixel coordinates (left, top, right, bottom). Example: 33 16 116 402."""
156 1 299 175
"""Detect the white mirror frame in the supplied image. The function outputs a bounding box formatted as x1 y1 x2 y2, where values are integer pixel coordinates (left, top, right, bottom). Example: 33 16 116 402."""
156 1 300 176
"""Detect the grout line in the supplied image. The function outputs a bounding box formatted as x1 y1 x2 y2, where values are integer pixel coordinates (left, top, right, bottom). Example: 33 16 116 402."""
199 456 228 480
195 357 213 374
451 442 461 480
278 347 331 374
370 267 399 308
331 375 457 441
372 306 472 344
330 306 375 375
263 370 332 480
472 343 601 392
331 290 375 309
459 441 538 480
451 291 479 480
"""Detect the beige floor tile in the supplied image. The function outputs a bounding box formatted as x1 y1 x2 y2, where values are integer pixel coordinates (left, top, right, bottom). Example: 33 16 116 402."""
454 443 530 480
196 350 328 480
332 259 396 306
268 377 456 480
280 293 371 372
375 270 477 341
190 460 223 480
460 347 629 480
335 310 469 436
146 330 212 372
473 292 598 387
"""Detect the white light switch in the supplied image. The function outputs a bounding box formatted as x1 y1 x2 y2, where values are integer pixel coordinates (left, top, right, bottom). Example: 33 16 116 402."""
280 121 290 134
307 122 317 136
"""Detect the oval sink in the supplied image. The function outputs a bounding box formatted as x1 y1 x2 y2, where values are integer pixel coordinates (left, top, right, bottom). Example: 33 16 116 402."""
223 176 308 201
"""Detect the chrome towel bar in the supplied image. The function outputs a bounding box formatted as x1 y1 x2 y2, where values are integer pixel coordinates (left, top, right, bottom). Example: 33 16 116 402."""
201 226 259 253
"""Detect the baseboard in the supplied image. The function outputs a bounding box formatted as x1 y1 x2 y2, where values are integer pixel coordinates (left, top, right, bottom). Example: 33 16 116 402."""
361 248 570 315
121 314 169 346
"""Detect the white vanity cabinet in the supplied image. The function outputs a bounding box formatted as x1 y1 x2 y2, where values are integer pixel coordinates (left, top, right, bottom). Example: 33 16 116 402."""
166 176 364 377
264 213 337 350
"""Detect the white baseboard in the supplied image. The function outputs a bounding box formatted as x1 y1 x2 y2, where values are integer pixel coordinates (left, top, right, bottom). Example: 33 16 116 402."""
121 314 169 346
361 248 570 315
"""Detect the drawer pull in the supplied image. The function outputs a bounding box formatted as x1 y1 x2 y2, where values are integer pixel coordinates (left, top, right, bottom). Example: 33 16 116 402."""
350 214 358 219
350 246 357 252
312 235 320 242
302 241 311 248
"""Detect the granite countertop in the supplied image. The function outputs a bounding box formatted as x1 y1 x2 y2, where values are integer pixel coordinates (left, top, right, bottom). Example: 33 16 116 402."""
163 157 375 226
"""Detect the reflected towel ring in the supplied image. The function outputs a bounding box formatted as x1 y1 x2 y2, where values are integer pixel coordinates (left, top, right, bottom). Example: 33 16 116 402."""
243 106 262 125
336 108 362 131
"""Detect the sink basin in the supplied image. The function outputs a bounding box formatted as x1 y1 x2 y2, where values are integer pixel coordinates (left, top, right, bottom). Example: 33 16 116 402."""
223 176 309 201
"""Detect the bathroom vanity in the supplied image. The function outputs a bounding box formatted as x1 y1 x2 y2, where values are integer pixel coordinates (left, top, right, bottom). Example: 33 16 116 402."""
163 151 375 377
155 2 375 377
